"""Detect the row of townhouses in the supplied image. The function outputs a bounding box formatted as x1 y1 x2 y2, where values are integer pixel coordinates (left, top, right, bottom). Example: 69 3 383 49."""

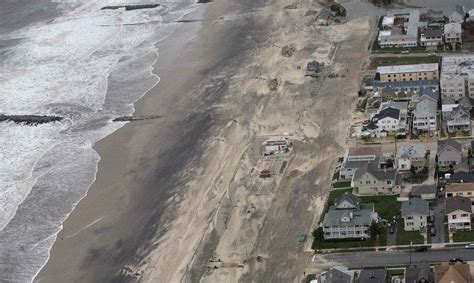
378 7 465 50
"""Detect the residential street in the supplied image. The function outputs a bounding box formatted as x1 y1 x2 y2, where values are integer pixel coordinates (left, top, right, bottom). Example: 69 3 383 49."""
312 247 474 268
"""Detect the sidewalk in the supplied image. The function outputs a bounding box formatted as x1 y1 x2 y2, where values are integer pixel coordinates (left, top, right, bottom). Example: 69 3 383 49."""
315 241 474 253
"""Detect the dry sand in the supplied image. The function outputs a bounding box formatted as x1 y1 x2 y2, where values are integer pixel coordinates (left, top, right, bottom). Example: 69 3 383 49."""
36 0 372 282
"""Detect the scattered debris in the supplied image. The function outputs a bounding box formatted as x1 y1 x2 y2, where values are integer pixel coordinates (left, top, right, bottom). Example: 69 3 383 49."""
267 78 279 91
113 115 162 122
0 114 63 125
101 4 160 11
328 73 339 78
306 60 321 77
281 44 296 57
284 3 298 9
197 0 213 3
259 169 272 178
304 9 318 16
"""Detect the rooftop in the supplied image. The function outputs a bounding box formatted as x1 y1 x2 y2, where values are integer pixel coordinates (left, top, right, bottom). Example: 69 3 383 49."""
446 183 474 193
359 267 387 283
444 22 462 34
446 196 472 214
441 56 474 79
376 63 439 75
401 198 429 217
347 146 382 157
434 262 470 283
411 185 437 196
353 162 396 182
449 171 474 183
438 138 462 153
397 144 426 159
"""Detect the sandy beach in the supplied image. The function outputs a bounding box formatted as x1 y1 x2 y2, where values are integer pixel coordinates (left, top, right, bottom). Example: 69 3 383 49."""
36 0 372 282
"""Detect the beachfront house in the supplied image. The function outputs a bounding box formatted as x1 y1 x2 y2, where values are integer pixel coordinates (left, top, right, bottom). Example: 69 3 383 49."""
446 196 472 231
351 163 396 195
339 146 381 181
437 138 462 171
321 192 377 240
396 144 427 172
401 198 429 231
420 28 443 50
444 105 471 134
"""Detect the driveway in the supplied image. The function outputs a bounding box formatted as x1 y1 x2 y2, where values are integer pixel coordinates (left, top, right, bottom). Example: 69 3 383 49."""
386 223 396 246
430 200 445 244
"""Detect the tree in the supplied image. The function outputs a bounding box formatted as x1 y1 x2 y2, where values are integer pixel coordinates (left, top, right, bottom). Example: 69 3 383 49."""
369 222 383 241
312 227 324 241
410 165 417 175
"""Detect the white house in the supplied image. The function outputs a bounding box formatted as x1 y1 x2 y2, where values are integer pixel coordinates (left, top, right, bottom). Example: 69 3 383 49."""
396 144 427 172
412 97 438 134
401 198 430 231
442 104 471 133
446 196 472 231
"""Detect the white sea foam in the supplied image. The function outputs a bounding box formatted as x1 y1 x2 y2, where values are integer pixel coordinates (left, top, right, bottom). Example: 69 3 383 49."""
0 0 198 281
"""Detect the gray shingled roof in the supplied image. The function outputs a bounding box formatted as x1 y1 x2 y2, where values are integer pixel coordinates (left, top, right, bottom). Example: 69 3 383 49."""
406 262 433 283
322 203 374 227
446 196 472 214
397 144 426 159
438 138 462 153
334 191 361 207
411 185 437 196
359 267 387 283
402 198 429 217
372 107 400 121
353 163 396 182
324 267 353 283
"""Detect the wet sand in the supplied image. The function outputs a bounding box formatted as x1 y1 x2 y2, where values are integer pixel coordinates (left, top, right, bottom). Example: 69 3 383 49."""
35 0 266 281
37 0 373 281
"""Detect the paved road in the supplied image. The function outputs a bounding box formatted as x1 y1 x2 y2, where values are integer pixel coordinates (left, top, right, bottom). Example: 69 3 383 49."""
431 200 445 244
312 247 474 268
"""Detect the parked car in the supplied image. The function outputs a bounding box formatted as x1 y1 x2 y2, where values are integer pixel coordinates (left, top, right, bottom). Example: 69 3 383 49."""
465 243 474 249
450 257 465 263
298 233 306 243
415 246 428 252
430 226 436 236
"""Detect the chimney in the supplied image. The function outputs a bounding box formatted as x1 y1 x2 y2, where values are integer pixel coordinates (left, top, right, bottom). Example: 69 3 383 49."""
350 212 353 219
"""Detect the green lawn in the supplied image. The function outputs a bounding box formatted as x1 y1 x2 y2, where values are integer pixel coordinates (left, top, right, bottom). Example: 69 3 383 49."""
360 195 400 220
333 181 351 188
369 56 440 69
453 230 474 242
304 274 316 283
312 238 377 250
388 268 405 277
395 220 424 245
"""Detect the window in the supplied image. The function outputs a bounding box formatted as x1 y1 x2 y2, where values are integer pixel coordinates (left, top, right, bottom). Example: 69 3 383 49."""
452 215 457 219
462 214 469 217
407 216 413 220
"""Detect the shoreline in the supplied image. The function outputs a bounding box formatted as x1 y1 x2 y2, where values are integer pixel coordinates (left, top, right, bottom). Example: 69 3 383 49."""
35 3 212 282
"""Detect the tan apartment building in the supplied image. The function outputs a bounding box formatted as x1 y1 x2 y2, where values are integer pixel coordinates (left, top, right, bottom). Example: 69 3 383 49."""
376 63 439 83
446 183 474 205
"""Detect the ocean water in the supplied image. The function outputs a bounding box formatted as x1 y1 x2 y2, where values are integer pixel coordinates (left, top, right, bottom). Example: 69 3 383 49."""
0 0 197 281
